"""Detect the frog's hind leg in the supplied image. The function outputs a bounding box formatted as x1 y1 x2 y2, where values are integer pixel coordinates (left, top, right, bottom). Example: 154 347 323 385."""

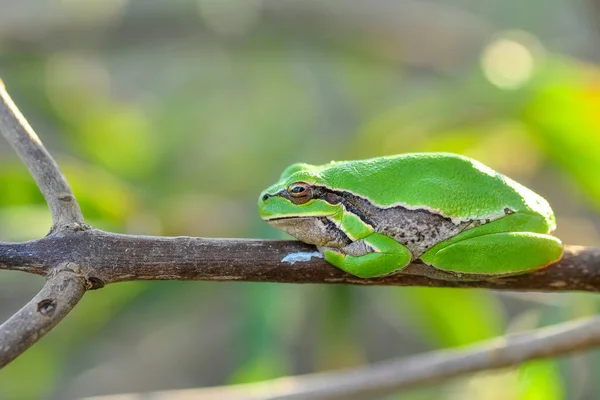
420 232 563 276
420 213 563 277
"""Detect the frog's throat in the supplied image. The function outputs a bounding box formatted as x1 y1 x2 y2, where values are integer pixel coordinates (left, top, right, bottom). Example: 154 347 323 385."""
267 216 351 248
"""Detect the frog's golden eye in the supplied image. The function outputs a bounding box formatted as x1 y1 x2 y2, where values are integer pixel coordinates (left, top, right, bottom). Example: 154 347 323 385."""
287 182 312 204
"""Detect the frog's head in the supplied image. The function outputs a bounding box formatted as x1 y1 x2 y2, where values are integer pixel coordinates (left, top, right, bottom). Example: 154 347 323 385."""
258 162 348 247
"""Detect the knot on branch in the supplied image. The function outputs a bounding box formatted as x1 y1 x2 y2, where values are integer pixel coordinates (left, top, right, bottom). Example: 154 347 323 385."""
85 277 105 290
57 193 74 203
37 299 56 316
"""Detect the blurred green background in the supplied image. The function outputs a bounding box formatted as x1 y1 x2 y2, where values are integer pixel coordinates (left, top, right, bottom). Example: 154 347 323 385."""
1 0 600 399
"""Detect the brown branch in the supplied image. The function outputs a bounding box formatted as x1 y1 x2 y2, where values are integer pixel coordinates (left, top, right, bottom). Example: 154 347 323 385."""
0 80 85 232
0 266 85 368
0 230 598 292
82 314 600 400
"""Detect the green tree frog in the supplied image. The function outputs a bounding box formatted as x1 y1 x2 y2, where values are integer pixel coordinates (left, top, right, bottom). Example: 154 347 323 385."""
258 153 563 280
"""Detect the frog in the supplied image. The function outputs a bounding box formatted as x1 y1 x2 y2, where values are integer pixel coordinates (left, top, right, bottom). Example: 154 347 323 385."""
258 153 563 280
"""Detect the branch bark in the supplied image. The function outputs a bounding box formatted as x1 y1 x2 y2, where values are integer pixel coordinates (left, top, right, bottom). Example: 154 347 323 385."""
0 267 85 368
0 230 598 291
82 314 600 400
0 80 85 232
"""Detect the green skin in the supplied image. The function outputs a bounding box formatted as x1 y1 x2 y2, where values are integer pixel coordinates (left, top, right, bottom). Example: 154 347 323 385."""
258 153 563 280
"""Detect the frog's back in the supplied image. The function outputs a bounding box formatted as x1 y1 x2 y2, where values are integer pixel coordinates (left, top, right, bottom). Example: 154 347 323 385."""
318 153 554 224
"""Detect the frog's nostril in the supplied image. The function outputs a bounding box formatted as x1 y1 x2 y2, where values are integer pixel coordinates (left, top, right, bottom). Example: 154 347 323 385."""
262 194 269 201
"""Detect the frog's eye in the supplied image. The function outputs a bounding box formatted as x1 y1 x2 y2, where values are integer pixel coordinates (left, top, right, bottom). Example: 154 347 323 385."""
287 182 312 204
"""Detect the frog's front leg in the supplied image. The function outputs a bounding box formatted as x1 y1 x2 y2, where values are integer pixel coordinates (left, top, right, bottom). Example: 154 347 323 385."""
319 232 412 278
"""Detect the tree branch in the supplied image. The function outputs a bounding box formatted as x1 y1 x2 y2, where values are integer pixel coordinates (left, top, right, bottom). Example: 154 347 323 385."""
0 266 85 368
82 314 600 400
0 80 85 232
0 230 599 292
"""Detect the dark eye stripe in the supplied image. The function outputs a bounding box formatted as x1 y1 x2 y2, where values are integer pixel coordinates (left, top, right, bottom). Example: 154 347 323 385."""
316 187 376 228
322 192 342 204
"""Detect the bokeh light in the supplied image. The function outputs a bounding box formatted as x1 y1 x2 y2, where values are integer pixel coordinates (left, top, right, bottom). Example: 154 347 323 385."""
481 31 543 90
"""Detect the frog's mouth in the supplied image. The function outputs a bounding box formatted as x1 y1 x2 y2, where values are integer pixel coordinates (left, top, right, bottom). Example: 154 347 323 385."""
264 215 313 221
262 211 338 222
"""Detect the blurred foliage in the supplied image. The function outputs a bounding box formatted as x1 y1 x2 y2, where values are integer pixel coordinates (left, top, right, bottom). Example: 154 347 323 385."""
1 1 600 399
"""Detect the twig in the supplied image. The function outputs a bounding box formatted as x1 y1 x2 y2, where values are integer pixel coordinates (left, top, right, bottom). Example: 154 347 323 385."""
0 80 88 367
0 80 85 231
0 266 85 368
82 314 600 400
0 231 598 291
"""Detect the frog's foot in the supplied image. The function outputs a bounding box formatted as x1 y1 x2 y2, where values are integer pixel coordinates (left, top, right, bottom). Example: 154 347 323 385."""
319 232 412 278
420 232 564 278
